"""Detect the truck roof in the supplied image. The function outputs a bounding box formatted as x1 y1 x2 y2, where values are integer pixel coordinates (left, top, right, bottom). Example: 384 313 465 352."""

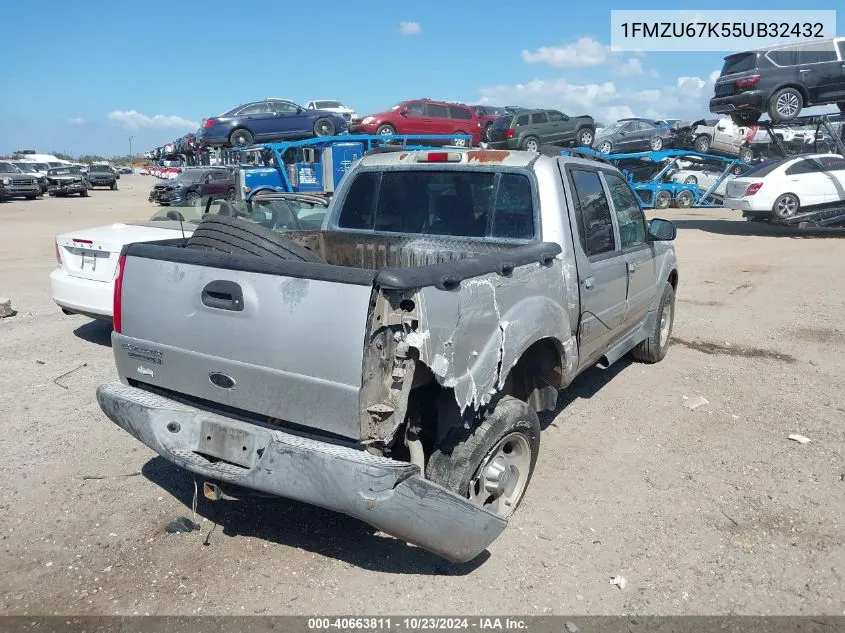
356 148 615 171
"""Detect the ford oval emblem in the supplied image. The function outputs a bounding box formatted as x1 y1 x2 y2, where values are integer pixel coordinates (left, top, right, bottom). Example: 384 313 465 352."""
209 372 236 389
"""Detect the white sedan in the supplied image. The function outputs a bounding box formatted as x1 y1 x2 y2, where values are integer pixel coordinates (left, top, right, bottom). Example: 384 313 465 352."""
723 154 845 220
50 195 329 320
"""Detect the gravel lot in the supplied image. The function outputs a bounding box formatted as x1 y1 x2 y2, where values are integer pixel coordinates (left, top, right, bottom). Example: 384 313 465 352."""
0 176 843 616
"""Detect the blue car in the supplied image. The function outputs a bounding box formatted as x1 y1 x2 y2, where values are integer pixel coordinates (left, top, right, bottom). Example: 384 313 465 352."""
198 98 348 148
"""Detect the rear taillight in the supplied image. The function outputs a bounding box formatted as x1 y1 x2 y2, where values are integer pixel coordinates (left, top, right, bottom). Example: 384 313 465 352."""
113 253 126 333
746 182 763 196
505 128 515 139
203 119 215 128
55 241 61 266
736 75 761 90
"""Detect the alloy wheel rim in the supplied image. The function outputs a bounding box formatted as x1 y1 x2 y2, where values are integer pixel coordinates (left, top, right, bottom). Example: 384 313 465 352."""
581 132 593 145
599 142 611 153
777 93 799 117
468 432 532 518
777 195 798 217
526 140 538 152
660 302 672 347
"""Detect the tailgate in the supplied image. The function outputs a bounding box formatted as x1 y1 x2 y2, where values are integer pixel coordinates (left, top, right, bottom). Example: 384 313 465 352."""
114 244 378 440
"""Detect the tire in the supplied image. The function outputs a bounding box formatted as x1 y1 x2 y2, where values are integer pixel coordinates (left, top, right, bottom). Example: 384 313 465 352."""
521 136 540 152
675 190 694 208
185 191 200 202
649 136 664 151
630 281 675 363
375 124 396 136
229 128 254 147
768 87 803 122
576 127 594 147
313 117 336 137
597 140 612 154
450 132 470 147
80 188 88 197
185 214 324 262
694 135 711 153
731 112 761 126
772 193 800 219
110 183 117 191
26 194 36 200
484 123 494 142
738 145 754 163
683 175 698 185
653 190 671 209
225 187 237 201
426 396 541 519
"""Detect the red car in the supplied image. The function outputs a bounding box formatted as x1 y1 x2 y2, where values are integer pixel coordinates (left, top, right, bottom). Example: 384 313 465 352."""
349 99 482 146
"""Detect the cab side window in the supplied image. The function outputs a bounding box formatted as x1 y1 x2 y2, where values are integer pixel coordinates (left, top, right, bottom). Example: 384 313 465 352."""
569 169 616 257
604 173 646 249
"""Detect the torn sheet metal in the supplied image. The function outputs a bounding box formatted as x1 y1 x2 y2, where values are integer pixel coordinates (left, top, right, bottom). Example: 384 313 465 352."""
418 258 574 413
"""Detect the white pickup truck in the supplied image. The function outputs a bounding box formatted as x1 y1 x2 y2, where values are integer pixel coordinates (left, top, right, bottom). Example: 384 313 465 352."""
97 148 679 562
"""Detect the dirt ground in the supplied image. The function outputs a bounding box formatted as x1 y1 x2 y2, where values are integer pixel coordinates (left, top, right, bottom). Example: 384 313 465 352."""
0 176 843 616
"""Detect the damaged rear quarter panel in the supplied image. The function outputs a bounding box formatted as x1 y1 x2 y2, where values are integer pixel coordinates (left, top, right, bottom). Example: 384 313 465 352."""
417 258 572 412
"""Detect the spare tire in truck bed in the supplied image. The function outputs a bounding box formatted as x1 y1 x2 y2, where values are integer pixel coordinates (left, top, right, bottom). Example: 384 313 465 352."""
185 214 324 263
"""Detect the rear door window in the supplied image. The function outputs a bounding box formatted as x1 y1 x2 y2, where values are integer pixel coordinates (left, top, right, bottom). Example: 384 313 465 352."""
425 103 449 118
785 158 825 175
238 102 273 115
336 170 535 240
531 112 548 125
568 169 616 257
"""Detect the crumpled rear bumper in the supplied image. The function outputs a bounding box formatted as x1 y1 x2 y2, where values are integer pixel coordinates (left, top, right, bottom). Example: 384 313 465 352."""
96 382 507 562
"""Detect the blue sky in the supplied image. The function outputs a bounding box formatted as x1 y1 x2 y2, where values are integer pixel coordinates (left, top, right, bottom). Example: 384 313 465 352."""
1 0 842 157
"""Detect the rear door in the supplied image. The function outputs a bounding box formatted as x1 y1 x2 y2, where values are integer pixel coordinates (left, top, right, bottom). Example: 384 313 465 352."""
529 111 552 143
602 172 657 328
237 102 276 139
560 164 629 367
784 158 835 206
424 102 451 134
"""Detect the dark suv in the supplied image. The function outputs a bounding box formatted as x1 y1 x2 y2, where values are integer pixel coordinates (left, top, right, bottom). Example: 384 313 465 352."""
148 167 236 205
486 109 595 152
710 38 845 125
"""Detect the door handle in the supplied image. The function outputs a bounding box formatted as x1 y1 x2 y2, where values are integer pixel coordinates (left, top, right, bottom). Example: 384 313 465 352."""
627 261 640 273
202 280 244 311
583 277 595 290
799 69 812 73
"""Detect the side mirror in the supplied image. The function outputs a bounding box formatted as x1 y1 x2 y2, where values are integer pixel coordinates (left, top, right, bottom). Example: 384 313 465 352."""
647 218 677 241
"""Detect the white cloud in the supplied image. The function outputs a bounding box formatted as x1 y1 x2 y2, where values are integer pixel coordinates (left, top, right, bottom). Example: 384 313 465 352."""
68 117 85 125
708 70 721 84
613 58 644 77
522 37 610 68
399 21 421 35
108 110 198 131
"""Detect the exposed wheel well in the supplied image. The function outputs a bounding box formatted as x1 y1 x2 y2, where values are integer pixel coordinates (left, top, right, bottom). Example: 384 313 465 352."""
771 83 809 103
668 269 678 290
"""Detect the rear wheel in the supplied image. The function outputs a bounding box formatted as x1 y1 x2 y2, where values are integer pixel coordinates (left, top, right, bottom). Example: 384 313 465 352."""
630 281 675 363
484 123 494 142
738 145 754 163
229 128 254 147
376 124 395 136
653 190 671 209
426 396 541 519
683 175 698 185
226 187 237 201
768 87 803 122
597 140 612 154
675 190 694 208
649 136 664 151
450 132 470 147
185 214 325 262
521 136 540 152
313 117 336 137
694 135 711 153
772 193 800 219
576 127 594 147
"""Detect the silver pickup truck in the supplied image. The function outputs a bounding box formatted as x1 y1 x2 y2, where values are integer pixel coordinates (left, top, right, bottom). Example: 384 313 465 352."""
97 148 678 563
